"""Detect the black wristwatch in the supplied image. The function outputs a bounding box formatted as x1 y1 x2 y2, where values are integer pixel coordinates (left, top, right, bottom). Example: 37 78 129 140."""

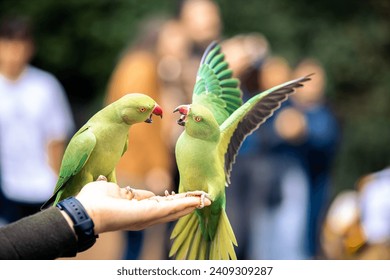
56 197 98 252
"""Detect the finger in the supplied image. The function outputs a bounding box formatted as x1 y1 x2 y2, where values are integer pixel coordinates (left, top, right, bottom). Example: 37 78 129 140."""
132 203 197 229
133 189 155 200
168 194 212 207
118 196 210 231
150 195 211 215
158 192 211 206
155 207 197 225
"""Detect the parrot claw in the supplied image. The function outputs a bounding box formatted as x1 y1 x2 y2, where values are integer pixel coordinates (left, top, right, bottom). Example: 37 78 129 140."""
185 191 211 209
164 190 176 197
125 186 135 200
96 175 107 181
163 190 176 201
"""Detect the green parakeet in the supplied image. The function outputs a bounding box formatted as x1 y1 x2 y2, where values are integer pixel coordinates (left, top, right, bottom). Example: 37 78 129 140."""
169 41 311 260
41 93 163 209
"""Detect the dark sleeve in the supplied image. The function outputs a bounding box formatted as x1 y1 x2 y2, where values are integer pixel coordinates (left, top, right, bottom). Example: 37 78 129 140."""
0 207 78 259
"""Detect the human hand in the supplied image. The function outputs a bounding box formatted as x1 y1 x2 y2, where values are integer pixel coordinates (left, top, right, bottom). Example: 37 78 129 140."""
74 176 211 235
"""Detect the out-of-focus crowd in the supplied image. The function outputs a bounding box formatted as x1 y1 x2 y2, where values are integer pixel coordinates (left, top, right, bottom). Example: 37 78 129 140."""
1 0 389 260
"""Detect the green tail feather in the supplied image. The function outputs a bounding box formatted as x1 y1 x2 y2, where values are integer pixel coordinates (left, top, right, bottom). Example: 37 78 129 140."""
169 210 237 260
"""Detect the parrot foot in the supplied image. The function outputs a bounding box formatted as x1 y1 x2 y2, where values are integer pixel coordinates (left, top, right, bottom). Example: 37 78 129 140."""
96 175 107 181
147 190 175 203
161 190 176 201
185 191 211 209
125 186 135 200
164 190 176 196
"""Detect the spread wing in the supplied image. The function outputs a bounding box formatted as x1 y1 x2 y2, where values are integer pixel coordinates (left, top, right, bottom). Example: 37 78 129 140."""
192 41 242 125
219 75 312 185
41 125 96 208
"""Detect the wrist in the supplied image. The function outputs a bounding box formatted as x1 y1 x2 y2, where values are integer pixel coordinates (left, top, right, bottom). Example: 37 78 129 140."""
75 196 103 234
56 197 98 252
60 209 76 235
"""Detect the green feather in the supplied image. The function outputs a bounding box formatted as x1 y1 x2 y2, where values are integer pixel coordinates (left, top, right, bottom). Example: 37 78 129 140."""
220 79 239 88
222 87 242 98
220 94 242 106
214 61 228 74
188 227 203 260
209 53 225 69
216 69 233 80
170 212 198 259
204 44 221 64
192 42 242 125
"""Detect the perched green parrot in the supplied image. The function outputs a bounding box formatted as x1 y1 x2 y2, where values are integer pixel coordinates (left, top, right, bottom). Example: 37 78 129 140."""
41 93 163 209
169 41 311 260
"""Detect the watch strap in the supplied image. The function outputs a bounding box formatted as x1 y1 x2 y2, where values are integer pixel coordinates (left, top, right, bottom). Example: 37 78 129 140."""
57 197 98 252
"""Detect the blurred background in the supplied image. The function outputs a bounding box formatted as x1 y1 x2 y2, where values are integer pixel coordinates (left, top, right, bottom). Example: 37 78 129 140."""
0 0 389 260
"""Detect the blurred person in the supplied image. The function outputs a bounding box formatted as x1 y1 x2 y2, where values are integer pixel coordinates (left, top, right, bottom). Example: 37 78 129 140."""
0 17 74 223
105 18 175 194
222 33 269 94
359 167 390 258
173 0 224 183
241 56 311 260
158 1 225 258
321 167 390 259
221 33 270 259
320 189 364 259
156 19 192 149
247 58 339 259
177 0 223 100
179 0 222 51
104 18 191 260
290 59 340 258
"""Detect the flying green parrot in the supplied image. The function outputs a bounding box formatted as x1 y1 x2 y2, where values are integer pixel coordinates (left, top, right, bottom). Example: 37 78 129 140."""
41 93 163 209
169 41 311 260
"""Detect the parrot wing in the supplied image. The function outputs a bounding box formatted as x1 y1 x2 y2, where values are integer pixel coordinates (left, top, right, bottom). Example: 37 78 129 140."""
122 134 128 156
192 41 242 125
40 125 96 209
219 74 312 185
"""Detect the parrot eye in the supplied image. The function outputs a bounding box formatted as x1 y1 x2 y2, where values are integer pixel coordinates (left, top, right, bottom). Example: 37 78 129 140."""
139 107 147 113
194 116 202 122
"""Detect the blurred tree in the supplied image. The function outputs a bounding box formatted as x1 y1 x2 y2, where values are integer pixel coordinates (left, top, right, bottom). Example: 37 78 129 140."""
1 0 389 194
0 0 176 126
218 0 390 194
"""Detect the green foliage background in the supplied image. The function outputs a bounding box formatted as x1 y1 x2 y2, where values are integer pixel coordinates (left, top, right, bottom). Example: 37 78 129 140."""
1 0 389 194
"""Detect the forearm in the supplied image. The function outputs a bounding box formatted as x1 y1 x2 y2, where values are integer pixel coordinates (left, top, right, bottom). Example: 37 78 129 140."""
0 207 78 260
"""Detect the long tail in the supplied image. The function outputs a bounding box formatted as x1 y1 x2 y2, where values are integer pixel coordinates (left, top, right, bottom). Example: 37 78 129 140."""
169 209 237 260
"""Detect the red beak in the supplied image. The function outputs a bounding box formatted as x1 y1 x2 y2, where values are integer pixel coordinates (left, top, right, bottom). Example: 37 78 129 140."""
173 105 190 126
145 103 163 123
173 105 190 115
152 103 163 118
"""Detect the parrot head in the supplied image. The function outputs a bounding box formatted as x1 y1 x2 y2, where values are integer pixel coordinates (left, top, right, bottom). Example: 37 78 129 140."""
174 104 219 141
114 93 163 125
